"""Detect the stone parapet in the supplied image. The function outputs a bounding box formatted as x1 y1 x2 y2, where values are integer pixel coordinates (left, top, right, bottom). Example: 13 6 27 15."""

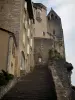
0 78 17 99
48 60 72 100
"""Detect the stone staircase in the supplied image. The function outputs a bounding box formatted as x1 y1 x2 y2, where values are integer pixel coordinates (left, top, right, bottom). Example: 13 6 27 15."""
1 66 57 100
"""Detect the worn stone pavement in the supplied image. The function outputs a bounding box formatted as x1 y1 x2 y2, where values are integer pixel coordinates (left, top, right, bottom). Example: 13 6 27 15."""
1 66 57 100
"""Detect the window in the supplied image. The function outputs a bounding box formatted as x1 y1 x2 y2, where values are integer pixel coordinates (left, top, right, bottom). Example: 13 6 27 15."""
37 11 40 18
39 58 42 62
0 5 3 12
55 16 58 20
29 19 31 25
23 32 25 46
27 44 30 54
11 62 13 74
24 1 27 10
20 52 25 70
12 43 15 57
30 39 33 47
53 30 55 35
24 20 27 29
27 29 30 37
51 14 54 19
59 42 62 47
43 32 45 36
34 28 35 34
49 33 52 36
27 37 30 44
11 62 13 67
51 14 54 17
48 16 50 20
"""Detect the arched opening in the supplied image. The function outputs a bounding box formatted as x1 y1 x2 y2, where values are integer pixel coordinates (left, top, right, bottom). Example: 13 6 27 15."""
48 16 50 20
38 53 42 63
20 51 25 75
51 13 54 19
55 16 58 20
53 29 55 35
21 51 25 60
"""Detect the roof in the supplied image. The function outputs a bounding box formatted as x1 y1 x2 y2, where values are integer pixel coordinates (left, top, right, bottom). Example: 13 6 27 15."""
33 3 47 10
47 8 61 20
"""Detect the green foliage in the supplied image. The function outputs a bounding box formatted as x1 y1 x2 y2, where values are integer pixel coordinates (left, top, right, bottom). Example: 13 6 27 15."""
0 73 7 86
48 49 54 59
2 70 14 80
0 70 14 86
48 49 63 60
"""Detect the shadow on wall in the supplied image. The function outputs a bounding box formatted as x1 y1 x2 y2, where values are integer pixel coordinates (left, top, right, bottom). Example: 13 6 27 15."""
47 67 57 100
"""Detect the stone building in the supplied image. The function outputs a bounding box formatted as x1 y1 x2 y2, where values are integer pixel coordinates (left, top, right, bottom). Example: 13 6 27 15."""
33 2 74 100
33 3 65 66
0 0 74 99
0 0 34 76
33 3 52 66
0 0 66 76
20 0 34 75
47 8 65 58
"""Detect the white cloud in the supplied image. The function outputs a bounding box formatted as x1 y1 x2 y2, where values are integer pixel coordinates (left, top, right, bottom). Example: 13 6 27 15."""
55 4 74 38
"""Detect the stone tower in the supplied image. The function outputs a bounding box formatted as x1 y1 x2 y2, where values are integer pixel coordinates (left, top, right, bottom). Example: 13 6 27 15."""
47 8 65 58
47 9 73 100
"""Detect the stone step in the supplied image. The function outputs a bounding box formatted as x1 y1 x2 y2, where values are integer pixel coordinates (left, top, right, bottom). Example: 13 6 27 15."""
1 66 57 100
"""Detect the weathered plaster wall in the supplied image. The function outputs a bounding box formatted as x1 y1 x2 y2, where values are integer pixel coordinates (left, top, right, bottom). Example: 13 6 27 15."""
0 30 9 71
7 36 16 75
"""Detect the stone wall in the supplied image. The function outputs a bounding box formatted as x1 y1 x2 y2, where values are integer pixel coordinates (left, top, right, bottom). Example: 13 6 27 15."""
48 59 72 100
0 78 17 99
34 38 53 66
33 5 48 38
0 0 22 45
71 89 75 100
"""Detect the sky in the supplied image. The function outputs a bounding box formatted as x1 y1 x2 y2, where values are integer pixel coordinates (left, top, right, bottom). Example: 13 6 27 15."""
32 0 75 85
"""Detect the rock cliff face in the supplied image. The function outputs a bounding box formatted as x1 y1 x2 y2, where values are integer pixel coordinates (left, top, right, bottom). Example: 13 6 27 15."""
48 59 73 100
